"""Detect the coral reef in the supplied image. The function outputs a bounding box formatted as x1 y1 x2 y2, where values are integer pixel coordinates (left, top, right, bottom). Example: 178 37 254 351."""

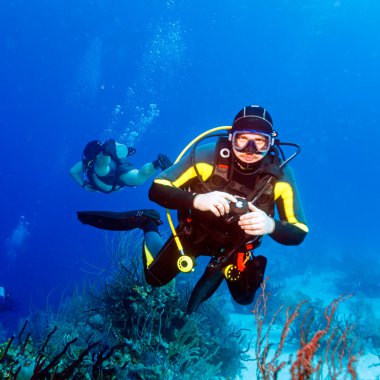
252 279 360 379
0 231 249 379
2 232 367 379
0 322 127 379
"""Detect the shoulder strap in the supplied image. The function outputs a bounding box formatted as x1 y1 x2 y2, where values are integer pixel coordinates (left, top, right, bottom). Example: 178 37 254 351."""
212 137 232 184
191 137 232 192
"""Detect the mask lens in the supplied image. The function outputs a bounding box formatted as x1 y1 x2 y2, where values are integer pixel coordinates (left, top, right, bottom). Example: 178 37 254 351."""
232 131 271 153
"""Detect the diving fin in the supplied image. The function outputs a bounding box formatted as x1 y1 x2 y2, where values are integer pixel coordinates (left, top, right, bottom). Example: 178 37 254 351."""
77 209 162 231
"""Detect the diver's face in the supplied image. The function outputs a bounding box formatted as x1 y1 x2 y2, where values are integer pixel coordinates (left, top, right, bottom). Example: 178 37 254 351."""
232 132 268 163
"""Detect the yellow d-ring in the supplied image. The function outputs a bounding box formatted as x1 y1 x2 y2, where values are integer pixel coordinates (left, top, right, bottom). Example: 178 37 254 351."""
177 256 195 273
224 264 241 282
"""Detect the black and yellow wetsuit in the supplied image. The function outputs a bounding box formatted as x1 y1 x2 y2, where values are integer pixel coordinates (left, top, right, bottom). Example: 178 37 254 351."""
145 139 308 310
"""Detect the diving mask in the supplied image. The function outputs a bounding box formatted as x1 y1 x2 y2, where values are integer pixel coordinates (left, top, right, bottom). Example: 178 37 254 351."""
231 130 273 155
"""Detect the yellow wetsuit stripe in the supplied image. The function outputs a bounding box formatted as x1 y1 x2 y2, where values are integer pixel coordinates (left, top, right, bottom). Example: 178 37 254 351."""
154 163 214 188
143 242 154 267
274 182 309 233
154 178 174 186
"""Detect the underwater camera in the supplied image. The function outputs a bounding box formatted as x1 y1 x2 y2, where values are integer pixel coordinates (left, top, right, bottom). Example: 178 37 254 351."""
224 196 249 224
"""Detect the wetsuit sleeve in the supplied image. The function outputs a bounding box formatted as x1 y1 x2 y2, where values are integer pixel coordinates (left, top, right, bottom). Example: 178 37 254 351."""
149 182 196 209
270 166 309 245
149 143 215 210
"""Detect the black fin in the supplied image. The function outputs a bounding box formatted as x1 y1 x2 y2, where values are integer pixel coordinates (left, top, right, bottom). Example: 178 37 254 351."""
77 209 162 231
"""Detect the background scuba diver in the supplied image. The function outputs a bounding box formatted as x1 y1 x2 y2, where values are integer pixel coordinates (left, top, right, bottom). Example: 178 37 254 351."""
77 105 309 313
0 286 13 312
70 139 172 193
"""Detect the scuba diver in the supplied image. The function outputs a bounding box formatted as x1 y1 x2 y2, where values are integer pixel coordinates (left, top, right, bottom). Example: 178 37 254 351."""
0 286 13 312
70 139 172 193
77 105 309 313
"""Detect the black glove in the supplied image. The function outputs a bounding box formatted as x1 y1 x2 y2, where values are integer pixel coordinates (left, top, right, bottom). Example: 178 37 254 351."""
153 154 172 170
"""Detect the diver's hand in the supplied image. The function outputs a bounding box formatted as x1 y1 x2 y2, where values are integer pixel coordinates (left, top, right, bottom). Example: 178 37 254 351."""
193 191 237 217
238 203 275 235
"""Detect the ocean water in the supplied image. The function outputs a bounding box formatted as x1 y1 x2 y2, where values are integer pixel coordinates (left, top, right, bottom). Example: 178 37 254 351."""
0 0 379 377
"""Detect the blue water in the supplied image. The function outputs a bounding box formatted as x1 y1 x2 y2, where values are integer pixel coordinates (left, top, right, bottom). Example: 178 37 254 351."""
0 0 379 335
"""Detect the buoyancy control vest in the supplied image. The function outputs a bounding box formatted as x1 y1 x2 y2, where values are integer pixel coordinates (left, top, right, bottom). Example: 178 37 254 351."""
191 137 283 213
83 139 136 193
182 137 284 250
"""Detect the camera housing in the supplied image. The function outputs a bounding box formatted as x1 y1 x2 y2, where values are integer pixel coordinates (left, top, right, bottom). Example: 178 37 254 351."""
224 196 249 224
